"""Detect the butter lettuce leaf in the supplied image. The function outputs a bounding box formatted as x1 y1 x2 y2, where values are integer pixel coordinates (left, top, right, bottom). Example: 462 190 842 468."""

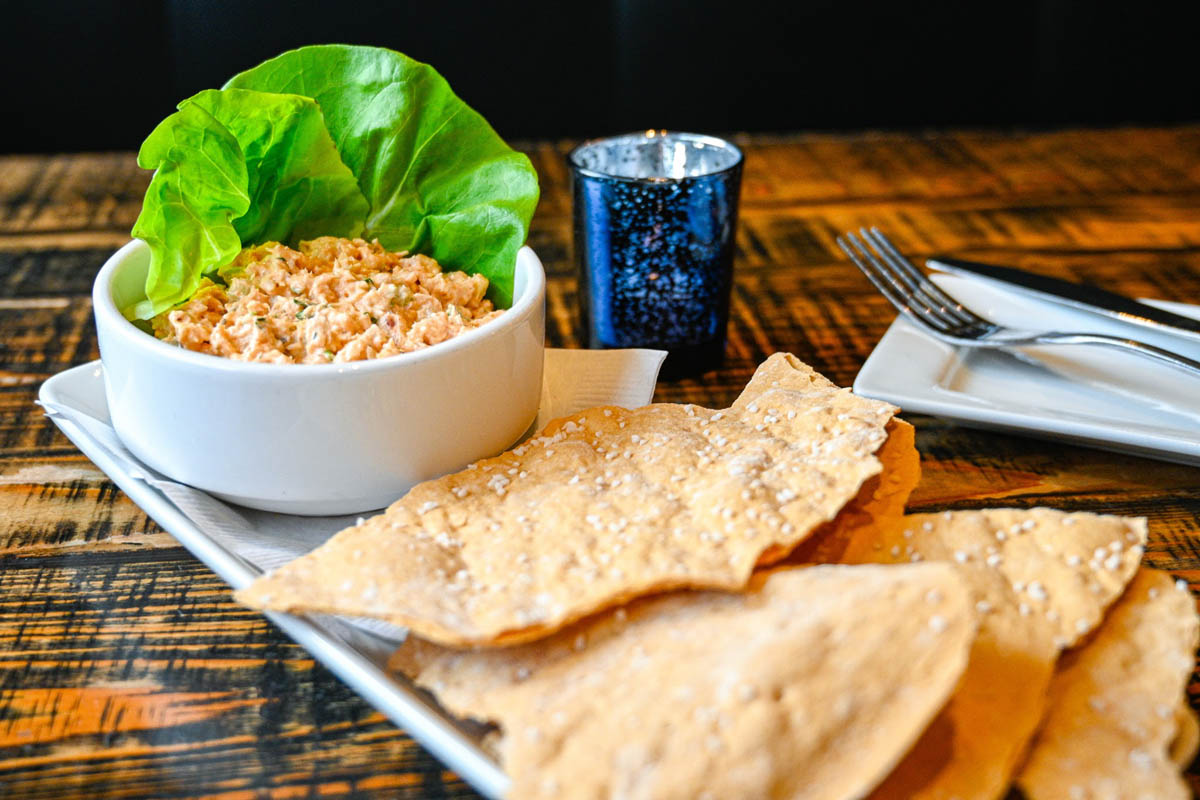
186 89 368 261
225 45 539 306
130 88 367 318
129 102 250 319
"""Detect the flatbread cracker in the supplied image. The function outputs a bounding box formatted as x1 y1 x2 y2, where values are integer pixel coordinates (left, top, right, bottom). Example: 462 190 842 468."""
236 353 899 646
786 417 920 565
1017 568 1199 800
842 508 1147 800
845 509 1147 648
391 564 976 800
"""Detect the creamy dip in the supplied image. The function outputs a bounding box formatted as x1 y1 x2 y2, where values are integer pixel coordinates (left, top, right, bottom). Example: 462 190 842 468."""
152 237 504 364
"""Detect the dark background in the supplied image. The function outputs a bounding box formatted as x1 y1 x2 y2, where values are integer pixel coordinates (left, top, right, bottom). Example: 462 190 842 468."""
3 0 1197 153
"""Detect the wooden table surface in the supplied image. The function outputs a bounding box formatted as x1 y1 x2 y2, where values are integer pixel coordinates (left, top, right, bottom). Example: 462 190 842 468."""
2 127 1199 798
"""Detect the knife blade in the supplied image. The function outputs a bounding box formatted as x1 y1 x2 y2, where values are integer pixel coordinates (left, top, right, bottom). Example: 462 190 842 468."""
926 257 1200 341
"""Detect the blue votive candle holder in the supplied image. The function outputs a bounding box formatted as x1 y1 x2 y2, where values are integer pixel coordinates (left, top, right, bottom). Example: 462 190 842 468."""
569 131 743 379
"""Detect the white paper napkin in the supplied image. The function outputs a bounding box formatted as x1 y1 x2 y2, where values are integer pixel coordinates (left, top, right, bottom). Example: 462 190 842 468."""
39 347 667 604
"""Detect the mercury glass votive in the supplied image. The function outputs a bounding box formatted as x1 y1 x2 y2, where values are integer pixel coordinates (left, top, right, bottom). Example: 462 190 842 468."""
569 131 743 379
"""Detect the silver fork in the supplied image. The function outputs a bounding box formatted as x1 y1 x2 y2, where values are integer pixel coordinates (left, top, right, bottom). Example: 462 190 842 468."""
837 227 1200 377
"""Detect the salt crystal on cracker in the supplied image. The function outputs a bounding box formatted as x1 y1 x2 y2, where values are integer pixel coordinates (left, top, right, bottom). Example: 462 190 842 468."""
1018 568 1199 800
842 508 1147 800
235 353 899 646
391 564 974 800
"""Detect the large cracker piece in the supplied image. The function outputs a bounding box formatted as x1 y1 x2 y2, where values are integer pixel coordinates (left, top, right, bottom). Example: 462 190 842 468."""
391 564 975 800
1018 568 1200 800
236 353 898 646
842 508 1147 800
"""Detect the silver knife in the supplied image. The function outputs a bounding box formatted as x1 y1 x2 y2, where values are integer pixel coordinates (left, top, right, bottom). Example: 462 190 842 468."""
926 257 1200 341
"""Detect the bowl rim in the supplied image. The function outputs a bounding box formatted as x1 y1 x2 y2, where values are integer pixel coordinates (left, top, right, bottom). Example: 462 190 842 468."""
93 240 546 378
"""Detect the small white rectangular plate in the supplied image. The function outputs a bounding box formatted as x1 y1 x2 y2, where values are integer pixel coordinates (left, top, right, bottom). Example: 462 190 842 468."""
854 275 1200 466
40 362 510 798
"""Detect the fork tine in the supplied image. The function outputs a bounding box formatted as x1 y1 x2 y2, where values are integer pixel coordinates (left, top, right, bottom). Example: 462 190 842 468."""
837 232 955 335
853 229 970 332
863 228 988 327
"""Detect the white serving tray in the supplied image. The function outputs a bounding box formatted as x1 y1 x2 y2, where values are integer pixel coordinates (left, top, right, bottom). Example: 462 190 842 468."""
39 350 665 799
855 275 1200 466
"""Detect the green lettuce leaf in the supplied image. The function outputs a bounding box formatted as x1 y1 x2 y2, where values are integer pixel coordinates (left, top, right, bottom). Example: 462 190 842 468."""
225 45 539 306
185 88 367 261
129 102 250 319
129 88 368 318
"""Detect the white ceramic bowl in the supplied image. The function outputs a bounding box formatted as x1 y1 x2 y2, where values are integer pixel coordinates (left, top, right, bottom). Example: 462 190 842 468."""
93 240 546 515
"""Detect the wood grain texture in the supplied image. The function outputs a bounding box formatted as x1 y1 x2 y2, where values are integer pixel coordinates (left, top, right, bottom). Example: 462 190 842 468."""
2 127 1200 797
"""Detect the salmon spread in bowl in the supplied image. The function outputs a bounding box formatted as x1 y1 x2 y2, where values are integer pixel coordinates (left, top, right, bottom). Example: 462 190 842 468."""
152 237 504 364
